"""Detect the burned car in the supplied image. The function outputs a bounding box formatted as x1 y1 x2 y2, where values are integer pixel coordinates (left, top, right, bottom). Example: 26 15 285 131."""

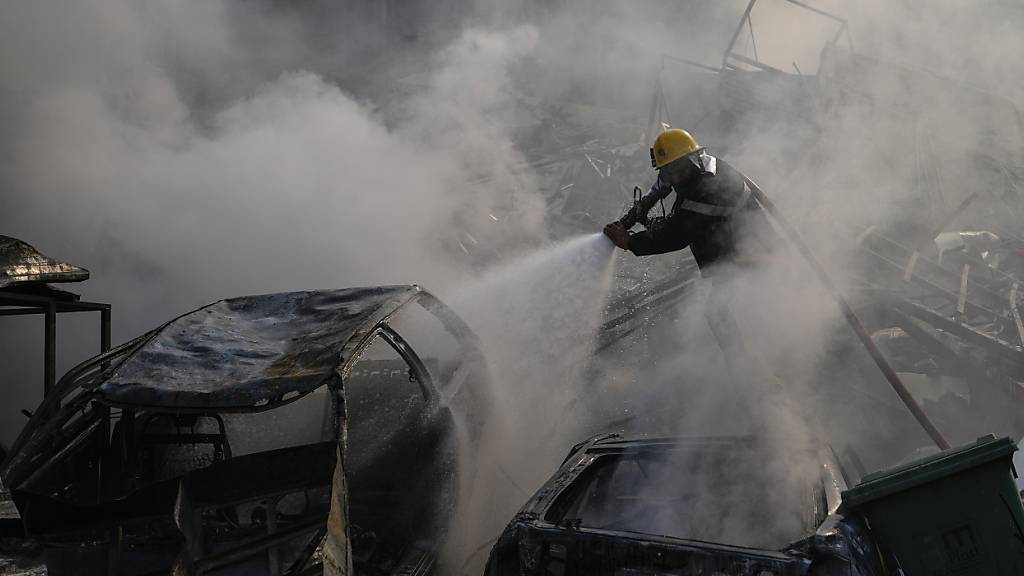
1 285 491 576
485 434 883 576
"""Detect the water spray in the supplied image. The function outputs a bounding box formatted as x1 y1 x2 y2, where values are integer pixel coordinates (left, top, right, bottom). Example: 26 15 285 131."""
442 233 617 563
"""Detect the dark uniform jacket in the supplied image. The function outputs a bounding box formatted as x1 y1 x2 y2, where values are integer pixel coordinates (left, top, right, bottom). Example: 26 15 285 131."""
628 155 775 274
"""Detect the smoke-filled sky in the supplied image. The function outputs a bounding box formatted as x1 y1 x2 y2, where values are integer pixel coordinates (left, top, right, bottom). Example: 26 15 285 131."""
3 0 1024 565
0 1 549 444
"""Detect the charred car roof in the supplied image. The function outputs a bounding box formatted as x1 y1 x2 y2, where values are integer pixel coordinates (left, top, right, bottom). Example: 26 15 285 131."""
98 286 423 410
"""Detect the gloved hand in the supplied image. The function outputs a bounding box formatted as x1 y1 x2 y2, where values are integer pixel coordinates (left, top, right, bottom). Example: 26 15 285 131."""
603 221 629 250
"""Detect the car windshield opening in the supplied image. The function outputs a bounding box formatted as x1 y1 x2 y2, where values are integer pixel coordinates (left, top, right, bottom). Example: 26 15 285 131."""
546 447 821 549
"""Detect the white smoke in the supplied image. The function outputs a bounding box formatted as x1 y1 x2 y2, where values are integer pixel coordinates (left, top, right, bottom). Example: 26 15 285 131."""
0 1 546 443
4 0 1024 571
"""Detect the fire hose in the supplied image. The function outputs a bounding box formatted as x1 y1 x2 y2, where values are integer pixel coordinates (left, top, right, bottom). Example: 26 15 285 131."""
743 175 951 451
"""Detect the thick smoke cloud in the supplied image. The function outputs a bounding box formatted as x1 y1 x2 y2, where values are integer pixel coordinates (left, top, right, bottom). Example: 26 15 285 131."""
0 1 545 443
0 2 606 566
4 0 1024 570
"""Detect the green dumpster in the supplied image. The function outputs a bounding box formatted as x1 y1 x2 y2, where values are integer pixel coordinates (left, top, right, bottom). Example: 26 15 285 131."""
842 435 1024 575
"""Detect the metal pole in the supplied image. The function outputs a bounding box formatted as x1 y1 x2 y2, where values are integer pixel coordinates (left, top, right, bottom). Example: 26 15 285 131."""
747 13 758 63
101 306 112 376
44 303 56 397
0 307 47 316
101 306 111 353
95 401 110 500
745 175 952 450
783 0 847 23
722 0 758 71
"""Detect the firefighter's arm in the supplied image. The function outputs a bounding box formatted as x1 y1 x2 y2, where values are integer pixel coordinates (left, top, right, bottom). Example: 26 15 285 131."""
627 210 708 256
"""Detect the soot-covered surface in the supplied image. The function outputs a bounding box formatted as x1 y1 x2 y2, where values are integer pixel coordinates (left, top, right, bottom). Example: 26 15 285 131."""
99 286 420 409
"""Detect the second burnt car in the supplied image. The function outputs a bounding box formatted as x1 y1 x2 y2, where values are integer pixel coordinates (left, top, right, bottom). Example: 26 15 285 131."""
485 434 884 576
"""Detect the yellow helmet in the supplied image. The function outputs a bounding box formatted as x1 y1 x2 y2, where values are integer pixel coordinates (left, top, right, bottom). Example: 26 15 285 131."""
650 128 702 169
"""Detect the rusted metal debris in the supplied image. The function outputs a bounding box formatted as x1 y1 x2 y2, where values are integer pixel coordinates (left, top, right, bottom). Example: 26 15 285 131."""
0 236 88 289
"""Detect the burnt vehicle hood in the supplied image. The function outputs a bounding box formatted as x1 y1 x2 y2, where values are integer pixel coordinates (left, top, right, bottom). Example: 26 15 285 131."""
99 286 420 410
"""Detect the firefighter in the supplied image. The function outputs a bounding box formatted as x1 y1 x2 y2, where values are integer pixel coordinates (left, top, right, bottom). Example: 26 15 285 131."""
603 128 776 357
603 128 772 272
